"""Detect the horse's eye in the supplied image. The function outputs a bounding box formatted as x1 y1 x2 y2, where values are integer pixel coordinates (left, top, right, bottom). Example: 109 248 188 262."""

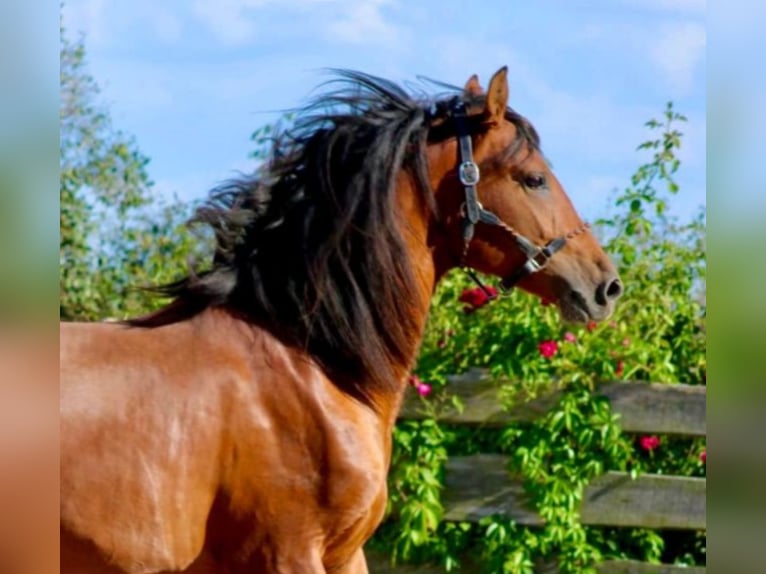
523 174 547 189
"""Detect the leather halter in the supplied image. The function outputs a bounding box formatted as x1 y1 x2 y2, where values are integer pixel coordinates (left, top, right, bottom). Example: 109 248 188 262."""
449 100 590 293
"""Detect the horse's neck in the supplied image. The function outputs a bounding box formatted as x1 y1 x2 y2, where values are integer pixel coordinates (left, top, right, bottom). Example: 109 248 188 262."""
371 173 441 428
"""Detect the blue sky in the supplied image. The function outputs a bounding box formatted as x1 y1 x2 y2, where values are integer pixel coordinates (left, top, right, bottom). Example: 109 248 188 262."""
62 0 706 223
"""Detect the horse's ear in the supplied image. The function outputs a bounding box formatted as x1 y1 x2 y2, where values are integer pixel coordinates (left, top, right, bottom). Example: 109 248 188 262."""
464 74 483 96
485 66 509 122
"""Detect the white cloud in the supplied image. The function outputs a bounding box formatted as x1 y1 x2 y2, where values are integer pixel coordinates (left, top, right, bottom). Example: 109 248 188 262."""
325 0 400 45
649 21 706 96
63 0 182 46
618 0 705 14
191 0 402 47
572 16 705 98
191 0 263 47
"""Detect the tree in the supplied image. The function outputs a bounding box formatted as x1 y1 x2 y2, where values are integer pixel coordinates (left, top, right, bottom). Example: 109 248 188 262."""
60 22 199 321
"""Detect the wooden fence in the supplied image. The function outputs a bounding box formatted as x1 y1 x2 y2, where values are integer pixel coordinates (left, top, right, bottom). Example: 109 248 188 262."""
368 369 706 574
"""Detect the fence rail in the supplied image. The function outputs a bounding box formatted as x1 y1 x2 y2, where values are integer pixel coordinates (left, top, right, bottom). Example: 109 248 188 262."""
443 455 705 529
369 372 706 574
398 369 706 436
367 553 706 574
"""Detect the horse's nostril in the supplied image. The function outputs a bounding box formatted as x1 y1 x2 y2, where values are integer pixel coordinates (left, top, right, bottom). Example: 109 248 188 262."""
596 278 623 306
606 278 623 300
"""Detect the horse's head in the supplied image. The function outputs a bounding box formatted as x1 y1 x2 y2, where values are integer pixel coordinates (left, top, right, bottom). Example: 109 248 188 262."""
428 67 622 323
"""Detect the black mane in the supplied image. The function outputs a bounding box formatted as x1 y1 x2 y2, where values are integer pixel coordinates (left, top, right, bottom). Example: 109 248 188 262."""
129 70 538 405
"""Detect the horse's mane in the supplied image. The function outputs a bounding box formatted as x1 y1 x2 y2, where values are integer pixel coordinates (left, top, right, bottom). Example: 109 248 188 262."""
128 70 539 405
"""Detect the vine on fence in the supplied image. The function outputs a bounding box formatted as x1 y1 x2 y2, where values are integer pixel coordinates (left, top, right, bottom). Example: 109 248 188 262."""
372 103 706 573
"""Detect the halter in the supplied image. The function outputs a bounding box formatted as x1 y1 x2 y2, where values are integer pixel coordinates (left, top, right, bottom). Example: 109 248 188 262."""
449 100 590 295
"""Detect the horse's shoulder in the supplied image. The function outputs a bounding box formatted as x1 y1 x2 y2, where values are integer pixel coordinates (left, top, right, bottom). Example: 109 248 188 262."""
60 319 229 573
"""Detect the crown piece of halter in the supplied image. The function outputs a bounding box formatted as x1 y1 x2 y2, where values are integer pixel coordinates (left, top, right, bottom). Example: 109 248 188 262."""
446 98 590 298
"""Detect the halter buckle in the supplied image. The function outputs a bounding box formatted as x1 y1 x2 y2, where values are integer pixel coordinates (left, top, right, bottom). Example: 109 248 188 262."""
525 249 553 274
459 161 480 186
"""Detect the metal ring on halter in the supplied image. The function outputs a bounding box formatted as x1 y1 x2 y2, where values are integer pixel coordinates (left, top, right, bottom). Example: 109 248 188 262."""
458 161 480 186
527 251 547 273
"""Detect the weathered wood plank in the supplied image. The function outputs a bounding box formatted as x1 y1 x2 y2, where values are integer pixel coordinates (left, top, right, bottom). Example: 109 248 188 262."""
399 370 706 437
442 455 706 530
442 454 540 524
599 383 706 437
580 471 706 529
597 560 705 574
366 550 705 574
364 549 479 574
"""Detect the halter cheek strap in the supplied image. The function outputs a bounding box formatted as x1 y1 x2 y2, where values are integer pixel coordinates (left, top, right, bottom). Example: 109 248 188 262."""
450 100 589 294
452 102 501 252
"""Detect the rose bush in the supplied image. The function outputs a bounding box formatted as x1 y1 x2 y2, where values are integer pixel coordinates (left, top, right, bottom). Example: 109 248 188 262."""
372 103 706 573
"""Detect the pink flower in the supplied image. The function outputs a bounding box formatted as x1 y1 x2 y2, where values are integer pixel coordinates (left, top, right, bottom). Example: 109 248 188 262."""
459 286 497 312
563 332 577 343
416 382 432 397
408 374 432 397
638 435 661 452
538 340 559 359
700 450 706 463
615 360 625 377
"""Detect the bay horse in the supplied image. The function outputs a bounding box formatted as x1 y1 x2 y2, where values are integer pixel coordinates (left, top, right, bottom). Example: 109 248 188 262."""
60 68 623 574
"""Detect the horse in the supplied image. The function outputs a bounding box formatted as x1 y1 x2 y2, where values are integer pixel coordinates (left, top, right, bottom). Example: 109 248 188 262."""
60 67 623 574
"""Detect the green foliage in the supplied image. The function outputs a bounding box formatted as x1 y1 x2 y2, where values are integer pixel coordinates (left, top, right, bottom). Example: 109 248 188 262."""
374 102 705 572
59 24 202 321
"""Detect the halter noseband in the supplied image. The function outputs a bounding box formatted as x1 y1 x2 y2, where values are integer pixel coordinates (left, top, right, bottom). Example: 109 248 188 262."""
449 100 590 294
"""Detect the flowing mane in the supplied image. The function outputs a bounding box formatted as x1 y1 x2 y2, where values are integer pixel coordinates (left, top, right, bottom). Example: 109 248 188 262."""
128 70 539 403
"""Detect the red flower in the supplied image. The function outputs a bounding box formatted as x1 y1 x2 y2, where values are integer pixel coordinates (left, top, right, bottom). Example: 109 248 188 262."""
700 450 706 463
615 360 625 377
538 340 558 359
407 374 422 387
563 331 577 343
459 286 497 311
586 320 598 332
638 435 660 452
